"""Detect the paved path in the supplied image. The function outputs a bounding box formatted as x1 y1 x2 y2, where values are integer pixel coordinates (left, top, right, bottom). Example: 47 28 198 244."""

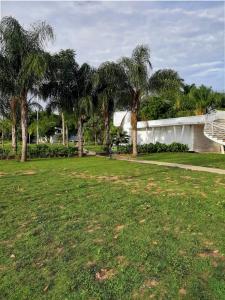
115 157 225 175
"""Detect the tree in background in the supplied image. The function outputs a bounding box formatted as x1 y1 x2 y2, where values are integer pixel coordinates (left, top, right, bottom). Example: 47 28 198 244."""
0 16 54 161
187 85 218 115
73 63 94 157
120 45 152 156
95 62 126 153
41 49 78 146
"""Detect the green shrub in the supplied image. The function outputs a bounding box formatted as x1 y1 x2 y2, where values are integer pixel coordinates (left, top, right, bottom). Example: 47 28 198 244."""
116 142 189 154
27 144 78 158
0 144 78 160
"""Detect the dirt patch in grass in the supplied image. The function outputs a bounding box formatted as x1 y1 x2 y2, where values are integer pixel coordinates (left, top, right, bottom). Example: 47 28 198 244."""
93 238 104 244
139 219 146 224
179 288 187 296
95 268 116 281
22 170 37 175
143 279 159 288
115 224 125 232
198 248 224 260
86 224 101 233
70 172 139 188
86 260 97 267
116 255 129 267
0 172 6 177
198 191 207 198
114 224 125 239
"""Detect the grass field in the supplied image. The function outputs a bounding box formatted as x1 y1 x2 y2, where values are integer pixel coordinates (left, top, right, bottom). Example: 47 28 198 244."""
0 157 225 299
138 152 225 169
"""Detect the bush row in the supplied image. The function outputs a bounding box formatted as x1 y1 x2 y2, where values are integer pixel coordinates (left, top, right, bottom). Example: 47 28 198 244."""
28 144 78 158
116 142 189 154
0 144 78 159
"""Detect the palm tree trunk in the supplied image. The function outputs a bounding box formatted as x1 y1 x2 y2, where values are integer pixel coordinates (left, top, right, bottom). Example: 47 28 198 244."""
131 110 137 156
11 123 16 152
78 118 83 157
10 97 17 153
65 124 69 148
20 91 28 162
61 112 65 145
1 121 4 149
131 92 139 157
104 111 110 154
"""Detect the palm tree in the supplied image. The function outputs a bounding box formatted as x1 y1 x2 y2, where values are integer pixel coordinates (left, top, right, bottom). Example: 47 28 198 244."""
0 17 54 161
74 63 94 157
188 85 215 115
40 49 78 146
149 69 184 112
119 45 152 156
0 49 20 153
95 62 125 153
149 69 184 95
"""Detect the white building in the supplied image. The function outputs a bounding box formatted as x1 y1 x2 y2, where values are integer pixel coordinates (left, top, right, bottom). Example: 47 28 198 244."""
113 110 225 153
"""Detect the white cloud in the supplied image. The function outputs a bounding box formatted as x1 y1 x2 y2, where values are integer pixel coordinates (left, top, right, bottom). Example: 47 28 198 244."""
1 0 225 90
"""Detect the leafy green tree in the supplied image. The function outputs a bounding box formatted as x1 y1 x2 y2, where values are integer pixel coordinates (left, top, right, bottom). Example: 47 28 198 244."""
140 96 173 120
0 16 54 161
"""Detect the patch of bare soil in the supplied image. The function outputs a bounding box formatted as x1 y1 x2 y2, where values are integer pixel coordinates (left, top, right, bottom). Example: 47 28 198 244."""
198 191 207 198
180 176 192 180
116 255 129 267
143 279 159 288
198 248 224 260
70 172 133 186
86 224 101 233
22 170 37 175
139 219 146 224
0 172 6 177
86 260 97 267
115 224 125 232
114 224 125 239
179 288 187 296
95 268 116 281
93 238 104 244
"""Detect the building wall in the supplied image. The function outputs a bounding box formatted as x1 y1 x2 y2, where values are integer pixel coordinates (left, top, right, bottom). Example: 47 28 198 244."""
136 124 221 152
193 124 221 152
137 125 194 150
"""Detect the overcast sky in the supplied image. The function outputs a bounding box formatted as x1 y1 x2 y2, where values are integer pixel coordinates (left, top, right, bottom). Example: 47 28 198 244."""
1 1 225 91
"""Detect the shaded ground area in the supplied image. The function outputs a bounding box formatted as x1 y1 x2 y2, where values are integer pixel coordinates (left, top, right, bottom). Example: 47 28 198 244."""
137 152 225 169
0 157 225 299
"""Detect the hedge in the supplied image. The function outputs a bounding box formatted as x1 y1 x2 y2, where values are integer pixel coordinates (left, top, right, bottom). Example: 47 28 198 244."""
0 144 78 159
116 142 189 154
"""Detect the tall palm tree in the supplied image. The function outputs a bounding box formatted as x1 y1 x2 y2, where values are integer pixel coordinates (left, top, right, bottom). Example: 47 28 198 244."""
95 62 125 153
0 17 54 161
119 45 152 156
0 50 19 152
40 49 78 146
74 63 94 157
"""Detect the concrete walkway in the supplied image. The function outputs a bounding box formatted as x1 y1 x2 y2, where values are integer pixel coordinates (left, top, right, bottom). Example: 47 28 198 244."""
115 156 225 175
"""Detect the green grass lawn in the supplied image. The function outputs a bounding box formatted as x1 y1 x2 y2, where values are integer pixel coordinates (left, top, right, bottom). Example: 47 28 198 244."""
137 152 225 169
0 157 225 299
